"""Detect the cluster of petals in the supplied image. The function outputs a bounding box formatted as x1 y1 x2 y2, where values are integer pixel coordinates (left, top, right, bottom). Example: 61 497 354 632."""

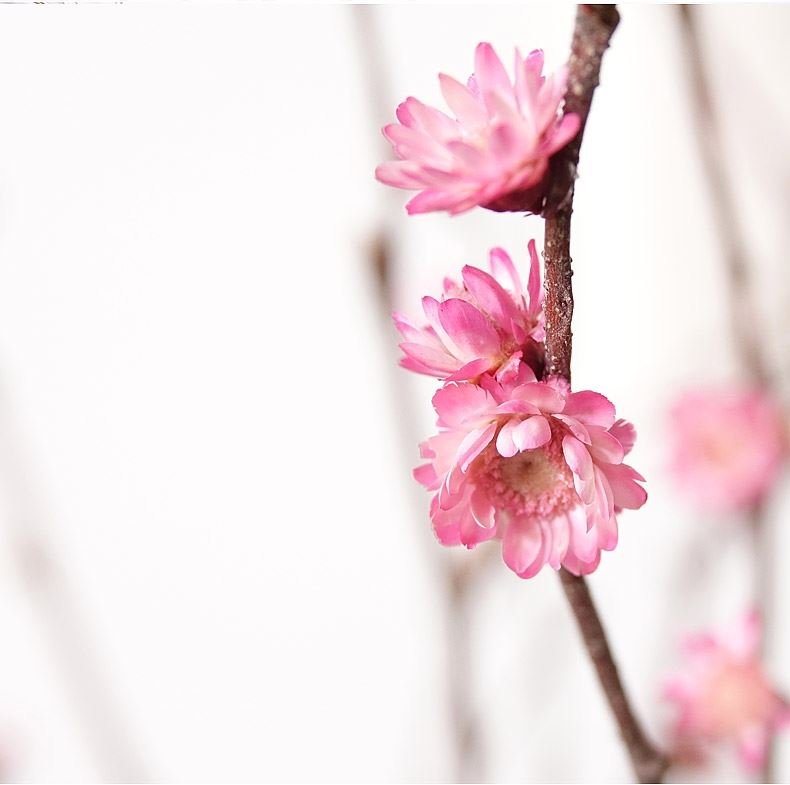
669 387 787 513
664 612 790 771
414 360 646 578
375 42 580 215
394 241 544 381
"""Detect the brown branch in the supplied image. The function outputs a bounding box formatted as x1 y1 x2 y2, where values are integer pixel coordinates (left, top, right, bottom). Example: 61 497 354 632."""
677 8 778 780
559 572 667 783
543 3 620 378
542 6 668 783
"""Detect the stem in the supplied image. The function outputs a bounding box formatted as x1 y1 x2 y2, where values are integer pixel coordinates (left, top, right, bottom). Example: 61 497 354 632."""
543 6 668 782
559 572 667 783
677 8 777 780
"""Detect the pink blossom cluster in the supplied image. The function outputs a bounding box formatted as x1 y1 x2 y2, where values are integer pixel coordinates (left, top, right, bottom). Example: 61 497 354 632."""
392 243 646 579
377 42 645 579
665 612 790 771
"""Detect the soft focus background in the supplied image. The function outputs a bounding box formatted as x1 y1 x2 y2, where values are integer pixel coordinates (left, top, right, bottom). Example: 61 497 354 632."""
0 3 787 783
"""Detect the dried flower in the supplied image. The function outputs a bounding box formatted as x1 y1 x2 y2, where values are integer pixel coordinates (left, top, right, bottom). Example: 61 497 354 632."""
414 360 646 578
376 43 579 215
394 241 544 381
669 387 786 512
664 612 790 771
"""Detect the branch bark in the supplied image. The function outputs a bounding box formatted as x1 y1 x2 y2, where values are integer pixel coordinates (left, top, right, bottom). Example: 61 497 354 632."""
542 7 668 783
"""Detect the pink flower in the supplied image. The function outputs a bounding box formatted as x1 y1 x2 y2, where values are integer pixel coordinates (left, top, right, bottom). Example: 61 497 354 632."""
394 242 544 381
669 387 787 512
375 42 580 216
414 361 646 578
664 612 790 771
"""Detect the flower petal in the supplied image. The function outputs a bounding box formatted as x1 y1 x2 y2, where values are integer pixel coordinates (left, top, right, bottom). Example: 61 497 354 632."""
564 391 617 428
502 519 547 578
432 383 494 428
609 418 637 455
603 463 647 510
512 415 551 451
456 423 497 472
406 188 467 215
496 418 520 458
461 264 520 332
438 298 501 361
588 426 625 465
567 505 598 563
438 73 487 129
548 514 569 569
399 342 460 376
513 382 565 413
489 246 523 296
445 357 493 382
474 42 512 102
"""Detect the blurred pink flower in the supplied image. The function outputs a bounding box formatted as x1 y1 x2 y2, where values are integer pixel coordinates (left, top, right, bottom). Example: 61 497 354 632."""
664 612 790 771
669 388 787 512
414 360 646 578
394 241 544 381
375 43 580 215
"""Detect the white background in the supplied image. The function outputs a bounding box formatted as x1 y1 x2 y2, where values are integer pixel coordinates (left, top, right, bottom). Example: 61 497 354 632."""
0 4 787 782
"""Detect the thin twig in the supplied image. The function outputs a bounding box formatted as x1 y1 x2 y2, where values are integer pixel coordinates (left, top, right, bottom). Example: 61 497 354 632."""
542 6 668 783
677 8 778 780
558 572 667 783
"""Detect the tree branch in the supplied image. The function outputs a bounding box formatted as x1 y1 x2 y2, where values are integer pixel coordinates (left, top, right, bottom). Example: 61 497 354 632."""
559 571 667 783
543 7 668 782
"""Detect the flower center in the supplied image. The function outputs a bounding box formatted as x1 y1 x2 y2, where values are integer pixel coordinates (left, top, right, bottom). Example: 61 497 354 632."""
698 429 740 468
499 449 560 495
471 425 576 519
701 661 776 737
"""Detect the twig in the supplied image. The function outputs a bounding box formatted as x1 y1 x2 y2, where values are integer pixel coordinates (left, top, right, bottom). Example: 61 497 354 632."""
558 572 667 783
542 6 668 783
677 8 778 780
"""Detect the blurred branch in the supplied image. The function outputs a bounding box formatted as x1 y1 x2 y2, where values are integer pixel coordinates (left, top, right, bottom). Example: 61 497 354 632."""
360 227 493 783
544 6 668 783
677 7 779 780
0 384 150 782
677 6 770 387
350 5 395 141
352 7 492 780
